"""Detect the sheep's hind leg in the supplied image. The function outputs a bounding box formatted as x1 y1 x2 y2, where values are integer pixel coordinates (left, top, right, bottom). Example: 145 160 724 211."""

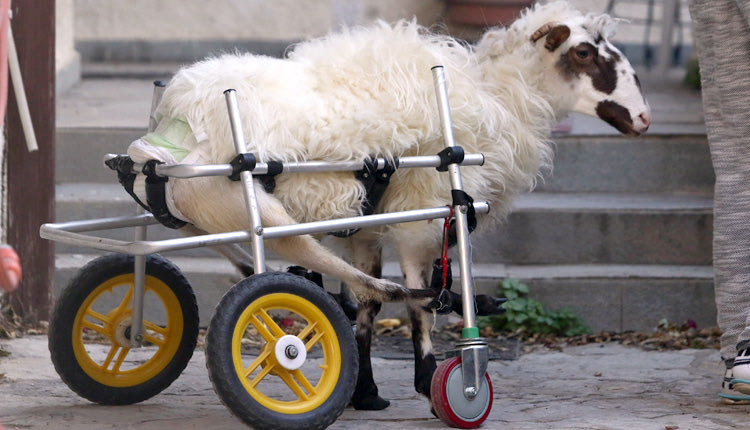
257 192 434 302
180 224 254 277
349 237 390 410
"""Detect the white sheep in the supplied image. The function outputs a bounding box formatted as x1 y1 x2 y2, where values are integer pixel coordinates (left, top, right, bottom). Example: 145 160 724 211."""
127 0 649 412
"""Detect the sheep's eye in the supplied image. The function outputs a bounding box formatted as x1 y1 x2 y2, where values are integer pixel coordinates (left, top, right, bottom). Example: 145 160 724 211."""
576 49 590 59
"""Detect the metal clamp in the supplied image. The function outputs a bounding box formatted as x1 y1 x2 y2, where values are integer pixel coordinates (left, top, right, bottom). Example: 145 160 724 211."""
446 338 489 400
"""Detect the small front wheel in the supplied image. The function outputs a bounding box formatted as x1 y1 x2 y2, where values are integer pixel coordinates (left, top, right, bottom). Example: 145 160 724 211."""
48 253 199 405
206 272 357 430
431 356 493 428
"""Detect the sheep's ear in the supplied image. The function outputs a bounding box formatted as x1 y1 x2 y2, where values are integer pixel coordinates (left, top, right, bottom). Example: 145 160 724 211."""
531 23 570 51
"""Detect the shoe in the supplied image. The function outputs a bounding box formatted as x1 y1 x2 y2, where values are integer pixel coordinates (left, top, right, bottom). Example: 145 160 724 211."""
720 368 750 404
731 349 750 395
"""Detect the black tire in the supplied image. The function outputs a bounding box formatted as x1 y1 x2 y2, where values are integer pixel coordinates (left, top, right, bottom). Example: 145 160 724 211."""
206 272 357 430
48 253 199 405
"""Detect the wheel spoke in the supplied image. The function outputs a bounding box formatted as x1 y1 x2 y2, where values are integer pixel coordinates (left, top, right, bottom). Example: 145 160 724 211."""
249 361 276 388
143 320 168 336
249 314 277 342
80 319 110 338
257 308 286 338
114 285 133 314
243 349 273 379
305 331 325 352
278 369 310 401
291 369 317 396
102 345 120 370
111 347 130 373
84 308 110 325
143 333 165 347
296 321 318 342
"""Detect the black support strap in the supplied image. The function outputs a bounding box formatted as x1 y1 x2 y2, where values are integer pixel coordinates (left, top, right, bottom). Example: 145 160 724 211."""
329 157 399 238
257 160 283 193
447 189 477 247
106 155 150 212
143 160 187 229
105 156 187 230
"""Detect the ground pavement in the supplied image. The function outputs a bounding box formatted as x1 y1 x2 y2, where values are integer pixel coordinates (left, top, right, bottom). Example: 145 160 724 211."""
1 335 749 429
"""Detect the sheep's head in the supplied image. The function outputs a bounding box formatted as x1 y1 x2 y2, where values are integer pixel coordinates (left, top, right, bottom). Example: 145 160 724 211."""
530 14 650 136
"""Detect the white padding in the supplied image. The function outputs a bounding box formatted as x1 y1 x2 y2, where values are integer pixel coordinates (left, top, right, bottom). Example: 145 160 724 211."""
165 180 191 223
132 175 148 206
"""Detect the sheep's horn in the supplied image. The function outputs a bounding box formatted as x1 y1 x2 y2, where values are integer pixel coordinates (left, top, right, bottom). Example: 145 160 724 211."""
530 22 559 43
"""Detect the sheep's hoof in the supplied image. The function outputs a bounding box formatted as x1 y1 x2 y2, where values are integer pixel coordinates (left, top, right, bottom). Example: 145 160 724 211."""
352 394 391 410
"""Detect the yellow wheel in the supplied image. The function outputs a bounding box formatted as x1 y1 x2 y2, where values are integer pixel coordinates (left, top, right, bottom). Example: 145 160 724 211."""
206 272 357 430
49 253 199 404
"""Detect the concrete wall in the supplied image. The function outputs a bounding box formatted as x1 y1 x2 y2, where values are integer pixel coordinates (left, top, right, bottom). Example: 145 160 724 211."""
56 0 80 94
72 0 691 63
74 0 443 61
75 0 443 41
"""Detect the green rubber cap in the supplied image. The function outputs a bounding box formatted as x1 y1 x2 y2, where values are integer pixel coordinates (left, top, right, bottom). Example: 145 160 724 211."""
462 327 479 339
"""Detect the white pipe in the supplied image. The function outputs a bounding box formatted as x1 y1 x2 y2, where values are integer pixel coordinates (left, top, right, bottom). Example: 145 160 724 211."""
7 24 37 152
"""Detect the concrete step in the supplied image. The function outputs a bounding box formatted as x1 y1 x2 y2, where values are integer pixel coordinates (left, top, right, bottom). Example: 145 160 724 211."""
475 192 713 265
55 183 712 265
56 127 713 193
56 128 141 183
537 134 713 194
53 253 713 333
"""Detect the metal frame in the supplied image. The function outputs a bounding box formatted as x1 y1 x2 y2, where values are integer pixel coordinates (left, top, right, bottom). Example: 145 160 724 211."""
432 66 488 400
40 66 490 399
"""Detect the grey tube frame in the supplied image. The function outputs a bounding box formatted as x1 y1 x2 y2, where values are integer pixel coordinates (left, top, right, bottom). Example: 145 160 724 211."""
39 67 490 364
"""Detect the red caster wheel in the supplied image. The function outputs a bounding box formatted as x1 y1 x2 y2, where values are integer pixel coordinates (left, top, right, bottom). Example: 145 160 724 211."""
431 356 493 428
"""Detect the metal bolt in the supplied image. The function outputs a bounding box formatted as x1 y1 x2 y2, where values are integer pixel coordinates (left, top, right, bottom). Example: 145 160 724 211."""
285 345 298 359
460 205 468 213
464 386 478 399
254 226 263 235
134 334 143 343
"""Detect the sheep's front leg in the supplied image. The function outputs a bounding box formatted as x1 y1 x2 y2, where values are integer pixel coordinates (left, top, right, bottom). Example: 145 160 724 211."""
401 253 438 399
350 237 390 410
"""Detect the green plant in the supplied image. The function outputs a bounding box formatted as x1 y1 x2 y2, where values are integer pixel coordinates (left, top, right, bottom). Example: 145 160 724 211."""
479 278 590 337
684 56 701 90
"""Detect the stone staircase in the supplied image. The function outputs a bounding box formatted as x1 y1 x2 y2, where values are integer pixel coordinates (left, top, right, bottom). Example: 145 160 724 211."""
53 67 713 331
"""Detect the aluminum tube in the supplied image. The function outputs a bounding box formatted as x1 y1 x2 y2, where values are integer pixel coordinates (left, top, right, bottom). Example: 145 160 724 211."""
40 203 489 255
41 223 255 255
148 81 166 133
8 25 37 152
103 153 484 179
130 254 146 348
154 163 234 178
224 89 266 273
263 202 489 239
148 155 483 178
41 213 158 234
132 208 148 349
39 227 146 253
432 65 477 332
397 153 484 169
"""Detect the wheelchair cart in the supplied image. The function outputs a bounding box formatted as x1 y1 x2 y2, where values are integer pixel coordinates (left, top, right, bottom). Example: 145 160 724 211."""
40 66 494 429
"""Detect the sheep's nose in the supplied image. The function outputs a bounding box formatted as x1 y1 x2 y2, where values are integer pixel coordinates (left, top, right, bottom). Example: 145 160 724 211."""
635 111 651 133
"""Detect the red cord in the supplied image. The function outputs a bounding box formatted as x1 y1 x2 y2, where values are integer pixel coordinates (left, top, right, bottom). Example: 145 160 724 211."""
440 206 453 290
